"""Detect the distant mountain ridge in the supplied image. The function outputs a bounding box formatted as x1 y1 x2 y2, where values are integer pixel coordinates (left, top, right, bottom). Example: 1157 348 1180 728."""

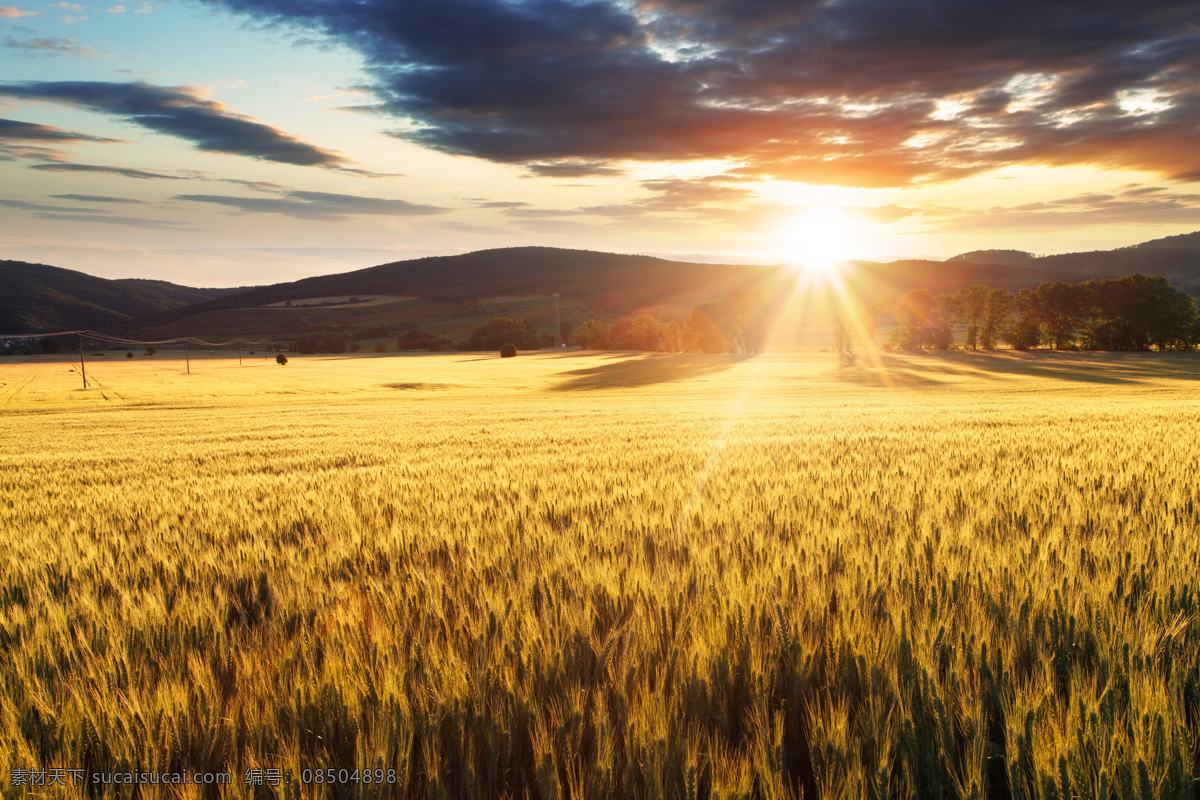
0 260 253 334
4 231 1198 338
946 250 1037 267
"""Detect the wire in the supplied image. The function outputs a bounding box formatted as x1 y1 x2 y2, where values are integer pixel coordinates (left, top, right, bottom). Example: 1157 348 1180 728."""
0 329 277 347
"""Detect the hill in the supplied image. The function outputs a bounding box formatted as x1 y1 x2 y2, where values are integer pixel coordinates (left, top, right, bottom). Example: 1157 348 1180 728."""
130 247 787 340
7 232 1200 341
0 260 251 334
1033 234 1200 295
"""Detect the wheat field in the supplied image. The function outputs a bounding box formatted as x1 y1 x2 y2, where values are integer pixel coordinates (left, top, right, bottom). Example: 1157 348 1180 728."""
1 350 1198 799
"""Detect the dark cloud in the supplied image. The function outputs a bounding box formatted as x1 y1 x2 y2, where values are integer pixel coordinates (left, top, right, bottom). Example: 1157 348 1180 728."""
0 81 350 168
27 212 197 230
0 197 108 213
30 162 182 179
471 200 532 209
522 161 627 178
52 193 148 204
928 189 1200 232
174 190 449 221
0 118 122 143
216 178 291 193
3 36 99 57
0 143 73 162
198 0 1200 186
0 198 193 229
576 176 759 221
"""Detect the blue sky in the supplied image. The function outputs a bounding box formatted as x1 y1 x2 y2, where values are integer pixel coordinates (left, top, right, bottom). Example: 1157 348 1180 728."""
3 0 1200 287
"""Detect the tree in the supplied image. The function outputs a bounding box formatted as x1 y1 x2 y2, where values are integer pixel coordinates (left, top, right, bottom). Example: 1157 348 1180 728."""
460 317 549 351
500 343 518 358
1106 274 1197 351
624 314 661 351
660 320 682 352
145 346 156 356
559 320 574 345
1029 281 1090 350
831 305 851 355
1004 289 1042 351
578 319 611 349
684 305 726 353
276 353 288 365
39 337 63 354
294 335 346 354
682 291 770 354
890 289 950 350
979 289 1014 350
948 285 990 350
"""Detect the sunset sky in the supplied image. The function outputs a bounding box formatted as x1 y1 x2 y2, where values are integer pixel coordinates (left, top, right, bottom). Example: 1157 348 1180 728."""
2 0 1198 286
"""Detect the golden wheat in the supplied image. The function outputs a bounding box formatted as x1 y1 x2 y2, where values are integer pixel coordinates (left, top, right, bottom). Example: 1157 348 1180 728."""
1 350 1197 799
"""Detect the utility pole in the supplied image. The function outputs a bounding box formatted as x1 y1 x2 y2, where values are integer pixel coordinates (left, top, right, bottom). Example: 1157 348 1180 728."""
184 340 190 375
77 333 87 389
553 293 562 348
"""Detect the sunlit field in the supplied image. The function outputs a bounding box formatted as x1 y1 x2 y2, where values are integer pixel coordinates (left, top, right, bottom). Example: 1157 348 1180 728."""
2 350 1199 799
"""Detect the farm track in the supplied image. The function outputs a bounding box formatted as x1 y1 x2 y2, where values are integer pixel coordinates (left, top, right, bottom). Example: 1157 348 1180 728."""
0 362 44 406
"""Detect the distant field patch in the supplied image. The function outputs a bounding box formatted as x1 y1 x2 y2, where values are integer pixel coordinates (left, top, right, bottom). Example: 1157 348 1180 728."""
383 381 456 390
259 294 416 308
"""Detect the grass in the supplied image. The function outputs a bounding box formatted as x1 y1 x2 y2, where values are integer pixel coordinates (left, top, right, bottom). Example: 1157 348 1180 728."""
1 350 1198 799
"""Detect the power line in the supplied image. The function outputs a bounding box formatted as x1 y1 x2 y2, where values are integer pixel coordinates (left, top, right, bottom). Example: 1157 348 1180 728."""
1 329 276 348
1 329 278 389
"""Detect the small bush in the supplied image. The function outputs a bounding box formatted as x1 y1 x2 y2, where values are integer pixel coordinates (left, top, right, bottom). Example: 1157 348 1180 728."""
374 342 387 353
276 353 288 365
500 343 518 358
126 351 133 358
146 346 156 356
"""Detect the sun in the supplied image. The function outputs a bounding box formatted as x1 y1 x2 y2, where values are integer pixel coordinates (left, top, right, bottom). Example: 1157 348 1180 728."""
782 207 854 278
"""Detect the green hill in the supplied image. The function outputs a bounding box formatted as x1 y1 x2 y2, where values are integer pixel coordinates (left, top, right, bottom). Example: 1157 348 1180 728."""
0 260 251 334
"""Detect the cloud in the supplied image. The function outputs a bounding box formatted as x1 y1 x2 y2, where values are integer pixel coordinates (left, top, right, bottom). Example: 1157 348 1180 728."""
216 178 290 193
31 162 183 179
197 0 1200 187
941 189 1200 232
26 212 197 230
0 198 111 213
3 36 100 58
0 143 74 162
437 221 514 235
174 190 450 221
471 200 531 208
0 81 353 169
52 193 148 204
0 5 39 17
108 5 126 12
522 161 627 178
0 197 197 229
0 118 122 142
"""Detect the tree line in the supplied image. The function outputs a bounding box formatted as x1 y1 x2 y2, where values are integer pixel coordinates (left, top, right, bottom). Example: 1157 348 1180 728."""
884 274 1199 352
578 289 772 354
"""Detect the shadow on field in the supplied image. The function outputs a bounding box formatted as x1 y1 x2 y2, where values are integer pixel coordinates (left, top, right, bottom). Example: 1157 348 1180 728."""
833 351 1200 387
551 353 745 390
